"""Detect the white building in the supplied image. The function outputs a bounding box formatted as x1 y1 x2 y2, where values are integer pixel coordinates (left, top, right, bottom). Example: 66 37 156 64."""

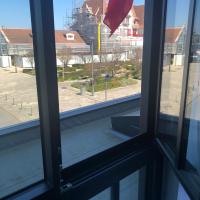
0 29 90 68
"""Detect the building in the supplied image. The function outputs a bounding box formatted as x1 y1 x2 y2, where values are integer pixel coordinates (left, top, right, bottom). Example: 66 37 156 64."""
71 0 144 55
0 28 90 68
70 1 186 66
164 26 186 66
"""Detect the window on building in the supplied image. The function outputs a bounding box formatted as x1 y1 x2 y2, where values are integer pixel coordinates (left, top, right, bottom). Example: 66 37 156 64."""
66 33 75 40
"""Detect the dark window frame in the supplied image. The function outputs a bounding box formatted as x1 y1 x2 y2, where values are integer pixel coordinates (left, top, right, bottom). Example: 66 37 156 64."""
155 0 200 199
5 0 200 199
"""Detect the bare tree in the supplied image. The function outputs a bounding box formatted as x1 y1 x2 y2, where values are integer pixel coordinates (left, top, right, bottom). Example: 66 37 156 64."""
79 52 92 65
131 47 143 80
25 50 34 69
111 48 123 76
57 47 72 80
133 47 143 65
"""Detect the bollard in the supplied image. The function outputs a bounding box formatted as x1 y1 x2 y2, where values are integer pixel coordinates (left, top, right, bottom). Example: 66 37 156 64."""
5 94 8 101
12 97 15 105
20 102 23 110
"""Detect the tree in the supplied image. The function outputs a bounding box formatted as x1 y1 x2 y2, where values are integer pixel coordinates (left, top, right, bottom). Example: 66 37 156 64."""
131 47 143 80
110 47 123 76
25 50 34 69
79 52 92 65
133 47 143 65
57 47 72 80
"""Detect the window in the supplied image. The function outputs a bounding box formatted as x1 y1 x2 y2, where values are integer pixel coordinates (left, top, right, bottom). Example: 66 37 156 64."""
162 160 191 200
52 0 145 168
0 1 44 198
158 0 190 150
183 0 200 175
66 33 75 40
119 170 140 200
0 1 198 200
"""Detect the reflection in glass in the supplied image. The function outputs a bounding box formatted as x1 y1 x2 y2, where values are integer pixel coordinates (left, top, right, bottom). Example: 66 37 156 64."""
184 0 200 174
177 184 191 200
162 160 179 200
162 160 190 200
158 0 190 150
120 170 139 200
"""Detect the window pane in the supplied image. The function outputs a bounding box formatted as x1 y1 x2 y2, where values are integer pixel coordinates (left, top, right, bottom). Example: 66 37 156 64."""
158 0 190 150
177 184 191 200
0 1 44 198
120 170 140 200
184 0 200 174
162 160 179 200
162 159 191 200
53 0 145 168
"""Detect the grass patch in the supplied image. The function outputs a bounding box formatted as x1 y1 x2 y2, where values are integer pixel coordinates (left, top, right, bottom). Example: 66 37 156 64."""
71 77 137 92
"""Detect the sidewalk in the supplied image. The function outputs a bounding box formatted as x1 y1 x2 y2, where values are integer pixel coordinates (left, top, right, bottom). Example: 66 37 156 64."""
0 68 141 127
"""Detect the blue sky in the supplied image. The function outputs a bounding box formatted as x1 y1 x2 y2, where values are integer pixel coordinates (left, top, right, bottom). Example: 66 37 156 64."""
0 0 144 29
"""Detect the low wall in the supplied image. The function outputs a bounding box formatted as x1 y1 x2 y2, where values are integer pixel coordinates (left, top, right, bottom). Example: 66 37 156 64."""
0 94 141 150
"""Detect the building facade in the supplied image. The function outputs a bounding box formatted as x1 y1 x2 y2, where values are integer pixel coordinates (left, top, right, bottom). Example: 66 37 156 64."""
0 29 90 68
70 0 144 55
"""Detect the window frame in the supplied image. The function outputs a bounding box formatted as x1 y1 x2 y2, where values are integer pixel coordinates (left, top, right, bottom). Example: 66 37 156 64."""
3 0 192 199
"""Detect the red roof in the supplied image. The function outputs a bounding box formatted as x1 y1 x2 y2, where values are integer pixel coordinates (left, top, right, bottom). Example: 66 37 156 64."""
1 29 86 45
165 27 183 43
82 0 144 28
134 5 144 28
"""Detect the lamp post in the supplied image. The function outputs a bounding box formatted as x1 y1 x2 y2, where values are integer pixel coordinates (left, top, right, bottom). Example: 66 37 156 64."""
90 38 95 96
105 74 110 101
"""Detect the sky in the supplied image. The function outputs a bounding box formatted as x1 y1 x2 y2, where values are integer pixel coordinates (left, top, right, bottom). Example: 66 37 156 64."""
0 0 144 29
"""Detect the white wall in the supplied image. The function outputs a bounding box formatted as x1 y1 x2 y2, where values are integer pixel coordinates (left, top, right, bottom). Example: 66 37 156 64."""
163 54 184 66
0 56 11 68
22 57 35 68
57 52 128 66
173 55 184 66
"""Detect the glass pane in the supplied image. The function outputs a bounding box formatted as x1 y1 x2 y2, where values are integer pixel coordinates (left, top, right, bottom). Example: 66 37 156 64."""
158 0 190 150
0 1 44 198
162 159 191 200
89 188 110 200
184 0 200 174
177 184 191 200
52 0 145 168
120 170 140 200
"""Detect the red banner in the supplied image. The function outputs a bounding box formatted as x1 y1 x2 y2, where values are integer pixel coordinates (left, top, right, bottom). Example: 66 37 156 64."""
103 0 133 36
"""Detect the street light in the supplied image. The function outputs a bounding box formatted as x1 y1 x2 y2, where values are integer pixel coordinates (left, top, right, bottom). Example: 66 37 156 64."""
105 73 111 101
90 37 95 96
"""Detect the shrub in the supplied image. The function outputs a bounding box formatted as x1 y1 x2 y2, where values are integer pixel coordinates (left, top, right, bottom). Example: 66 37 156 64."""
23 69 35 75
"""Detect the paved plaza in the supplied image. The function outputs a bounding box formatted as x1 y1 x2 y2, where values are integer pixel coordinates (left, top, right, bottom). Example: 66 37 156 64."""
0 68 141 128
